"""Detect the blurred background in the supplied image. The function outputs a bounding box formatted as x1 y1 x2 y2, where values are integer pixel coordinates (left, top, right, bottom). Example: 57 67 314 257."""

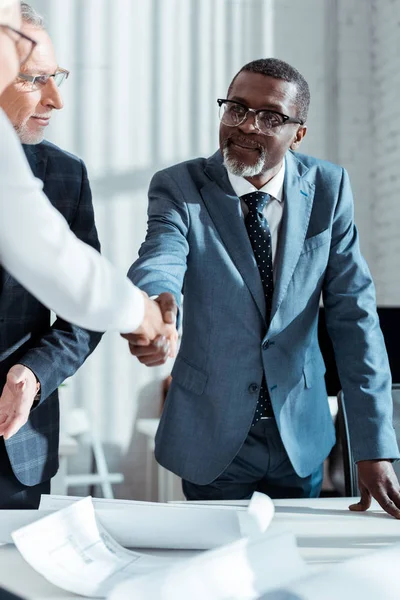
29 0 400 499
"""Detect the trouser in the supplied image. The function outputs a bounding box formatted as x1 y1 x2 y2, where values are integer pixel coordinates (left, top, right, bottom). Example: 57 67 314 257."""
183 418 323 500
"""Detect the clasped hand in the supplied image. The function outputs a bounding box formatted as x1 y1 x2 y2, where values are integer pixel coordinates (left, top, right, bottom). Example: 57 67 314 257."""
122 291 178 366
0 364 38 440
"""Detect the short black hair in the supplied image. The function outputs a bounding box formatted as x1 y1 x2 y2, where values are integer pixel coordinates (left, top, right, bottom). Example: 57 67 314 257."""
228 58 310 123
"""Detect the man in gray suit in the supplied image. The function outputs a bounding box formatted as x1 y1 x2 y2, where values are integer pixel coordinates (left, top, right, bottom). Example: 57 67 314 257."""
127 58 400 517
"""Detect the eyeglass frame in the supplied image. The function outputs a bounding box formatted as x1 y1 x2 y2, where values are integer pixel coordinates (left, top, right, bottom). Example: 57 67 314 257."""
217 98 304 134
0 24 37 66
17 68 70 90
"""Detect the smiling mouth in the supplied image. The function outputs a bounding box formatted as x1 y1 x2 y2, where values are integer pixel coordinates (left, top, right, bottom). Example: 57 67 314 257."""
230 140 260 151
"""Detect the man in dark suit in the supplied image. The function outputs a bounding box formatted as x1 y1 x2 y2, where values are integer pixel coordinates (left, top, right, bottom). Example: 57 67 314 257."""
0 3 102 508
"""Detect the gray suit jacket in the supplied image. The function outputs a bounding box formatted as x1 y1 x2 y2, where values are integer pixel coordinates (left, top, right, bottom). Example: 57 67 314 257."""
129 150 399 485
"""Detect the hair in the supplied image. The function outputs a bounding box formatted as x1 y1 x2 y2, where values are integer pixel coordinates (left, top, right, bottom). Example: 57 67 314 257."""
20 1 44 28
228 58 310 123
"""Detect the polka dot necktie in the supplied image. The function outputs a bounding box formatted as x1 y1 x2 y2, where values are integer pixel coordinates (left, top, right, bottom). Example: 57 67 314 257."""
242 191 274 423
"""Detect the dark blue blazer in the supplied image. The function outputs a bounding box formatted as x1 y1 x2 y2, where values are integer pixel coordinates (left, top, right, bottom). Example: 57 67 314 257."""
0 141 102 486
0 588 23 600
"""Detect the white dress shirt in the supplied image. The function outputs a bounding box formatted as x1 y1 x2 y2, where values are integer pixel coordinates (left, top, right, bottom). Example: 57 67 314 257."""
227 161 285 269
0 108 144 333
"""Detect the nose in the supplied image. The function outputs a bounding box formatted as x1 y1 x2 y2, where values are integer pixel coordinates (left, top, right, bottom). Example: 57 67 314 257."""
238 109 259 134
41 77 64 110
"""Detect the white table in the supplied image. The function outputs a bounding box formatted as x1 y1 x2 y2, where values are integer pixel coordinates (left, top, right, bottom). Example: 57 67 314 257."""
1 497 400 599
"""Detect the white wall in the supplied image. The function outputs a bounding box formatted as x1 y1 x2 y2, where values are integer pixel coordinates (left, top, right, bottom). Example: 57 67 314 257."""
29 0 400 498
31 0 274 498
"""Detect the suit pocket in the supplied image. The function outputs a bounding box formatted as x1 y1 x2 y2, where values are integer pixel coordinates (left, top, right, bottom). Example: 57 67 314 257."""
171 355 208 395
301 229 330 255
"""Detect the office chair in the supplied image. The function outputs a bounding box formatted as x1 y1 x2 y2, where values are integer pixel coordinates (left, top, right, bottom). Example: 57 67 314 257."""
333 385 400 497
335 390 358 496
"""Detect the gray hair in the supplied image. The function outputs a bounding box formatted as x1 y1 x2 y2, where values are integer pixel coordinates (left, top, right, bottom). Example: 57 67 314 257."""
20 2 45 28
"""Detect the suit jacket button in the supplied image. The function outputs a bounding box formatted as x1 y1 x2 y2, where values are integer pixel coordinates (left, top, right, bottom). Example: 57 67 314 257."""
248 383 259 394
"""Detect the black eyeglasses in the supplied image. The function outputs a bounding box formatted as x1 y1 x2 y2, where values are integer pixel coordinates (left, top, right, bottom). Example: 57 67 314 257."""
217 98 304 136
0 24 37 66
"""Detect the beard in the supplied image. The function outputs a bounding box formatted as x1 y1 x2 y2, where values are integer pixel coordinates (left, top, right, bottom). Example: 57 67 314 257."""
15 122 46 145
222 138 266 178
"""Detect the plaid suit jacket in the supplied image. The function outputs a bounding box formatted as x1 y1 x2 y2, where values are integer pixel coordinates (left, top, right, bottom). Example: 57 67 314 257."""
0 140 102 486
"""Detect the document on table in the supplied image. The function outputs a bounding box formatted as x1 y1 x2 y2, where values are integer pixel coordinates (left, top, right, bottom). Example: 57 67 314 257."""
37 492 274 549
12 496 307 600
109 531 307 600
12 497 181 598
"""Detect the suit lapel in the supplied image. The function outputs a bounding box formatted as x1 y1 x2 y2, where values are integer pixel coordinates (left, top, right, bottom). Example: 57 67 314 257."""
202 152 267 323
270 151 315 329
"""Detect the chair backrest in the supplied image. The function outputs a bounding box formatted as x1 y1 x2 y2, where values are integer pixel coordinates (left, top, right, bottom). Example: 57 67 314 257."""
335 385 400 497
336 390 358 496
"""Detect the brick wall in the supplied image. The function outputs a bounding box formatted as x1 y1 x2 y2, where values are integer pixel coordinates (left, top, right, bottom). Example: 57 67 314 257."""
274 0 400 305
370 0 400 304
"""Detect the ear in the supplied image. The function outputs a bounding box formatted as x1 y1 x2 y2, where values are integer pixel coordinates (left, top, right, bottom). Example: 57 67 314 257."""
290 125 307 151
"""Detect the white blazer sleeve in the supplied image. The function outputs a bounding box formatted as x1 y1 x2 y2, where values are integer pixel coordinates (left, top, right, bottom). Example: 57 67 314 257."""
0 109 144 333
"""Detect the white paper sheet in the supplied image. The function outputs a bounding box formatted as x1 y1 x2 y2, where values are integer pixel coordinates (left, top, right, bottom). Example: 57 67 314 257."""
12 494 280 599
260 543 400 600
37 492 274 549
12 497 181 598
170 500 251 507
108 531 307 600
39 494 247 511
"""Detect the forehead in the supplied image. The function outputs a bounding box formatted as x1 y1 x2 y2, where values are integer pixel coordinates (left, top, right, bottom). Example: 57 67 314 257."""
228 71 298 115
20 25 57 73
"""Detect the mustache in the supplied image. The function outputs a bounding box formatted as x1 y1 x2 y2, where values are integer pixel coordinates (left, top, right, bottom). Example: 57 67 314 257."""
224 135 263 150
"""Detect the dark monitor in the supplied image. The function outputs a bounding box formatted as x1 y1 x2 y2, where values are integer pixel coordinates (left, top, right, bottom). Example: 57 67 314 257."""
318 307 400 396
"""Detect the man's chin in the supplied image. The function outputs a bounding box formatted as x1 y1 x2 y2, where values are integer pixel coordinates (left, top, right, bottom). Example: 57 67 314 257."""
223 148 265 178
16 126 45 145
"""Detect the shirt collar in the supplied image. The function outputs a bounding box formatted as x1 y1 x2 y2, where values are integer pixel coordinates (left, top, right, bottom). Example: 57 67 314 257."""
226 159 285 202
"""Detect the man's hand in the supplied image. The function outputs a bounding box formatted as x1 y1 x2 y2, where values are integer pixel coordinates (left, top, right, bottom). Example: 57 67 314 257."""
0 365 39 440
349 460 400 519
122 292 178 366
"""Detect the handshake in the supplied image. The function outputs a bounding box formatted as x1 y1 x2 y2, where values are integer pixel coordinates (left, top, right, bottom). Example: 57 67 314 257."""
122 291 178 366
0 292 177 442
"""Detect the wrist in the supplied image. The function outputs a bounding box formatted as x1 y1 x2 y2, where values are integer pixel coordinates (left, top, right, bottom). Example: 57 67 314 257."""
18 364 41 405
